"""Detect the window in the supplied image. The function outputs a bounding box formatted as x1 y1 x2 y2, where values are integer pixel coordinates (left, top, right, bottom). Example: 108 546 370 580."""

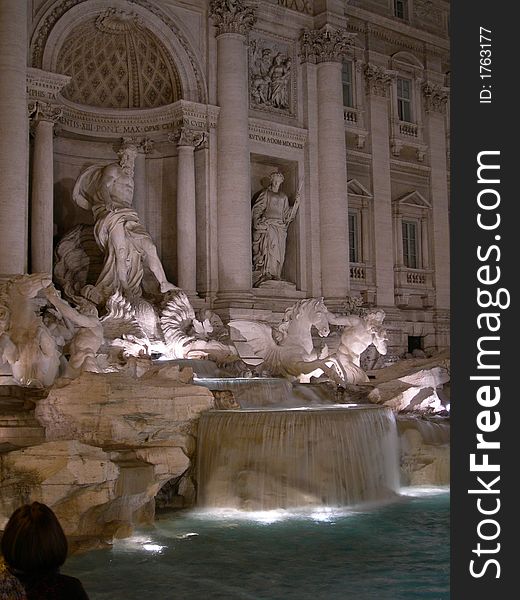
408 336 423 353
342 61 353 108
348 211 360 263
394 0 408 20
402 220 418 268
397 77 412 122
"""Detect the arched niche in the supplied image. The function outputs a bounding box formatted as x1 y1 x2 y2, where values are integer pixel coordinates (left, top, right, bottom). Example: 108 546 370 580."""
31 0 207 104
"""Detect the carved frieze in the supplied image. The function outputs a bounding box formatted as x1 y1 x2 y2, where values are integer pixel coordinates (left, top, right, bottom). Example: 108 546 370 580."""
248 118 307 150
249 34 295 115
422 82 449 114
55 100 219 138
299 25 355 64
364 64 394 98
209 0 256 36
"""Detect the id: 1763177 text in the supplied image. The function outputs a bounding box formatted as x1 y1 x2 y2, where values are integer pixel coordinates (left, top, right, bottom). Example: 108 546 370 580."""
480 27 492 104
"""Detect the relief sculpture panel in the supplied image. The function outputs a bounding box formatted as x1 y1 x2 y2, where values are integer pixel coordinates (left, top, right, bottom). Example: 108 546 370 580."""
249 35 295 116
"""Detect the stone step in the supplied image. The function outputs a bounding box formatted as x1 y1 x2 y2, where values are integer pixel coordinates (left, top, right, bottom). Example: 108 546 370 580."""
0 386 46 447
0 426 45 447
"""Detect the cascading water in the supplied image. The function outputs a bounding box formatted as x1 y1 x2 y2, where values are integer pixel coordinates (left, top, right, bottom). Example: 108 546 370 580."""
196 405 400 511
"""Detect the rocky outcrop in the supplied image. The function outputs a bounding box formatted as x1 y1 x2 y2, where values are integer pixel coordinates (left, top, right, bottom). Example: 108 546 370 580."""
0 366 214 545
398 416 450 486
367 352 450 414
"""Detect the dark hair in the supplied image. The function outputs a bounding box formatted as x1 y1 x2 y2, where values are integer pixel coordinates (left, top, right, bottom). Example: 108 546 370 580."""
1 502 68 573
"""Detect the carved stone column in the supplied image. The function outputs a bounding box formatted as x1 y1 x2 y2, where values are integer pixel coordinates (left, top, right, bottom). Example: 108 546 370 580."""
364 64 395 306
170 127 203 295
300 26 354 304
423 82 450 310
134 138 153 230
29 101 62 274
0 0 28 274
209 0 256 304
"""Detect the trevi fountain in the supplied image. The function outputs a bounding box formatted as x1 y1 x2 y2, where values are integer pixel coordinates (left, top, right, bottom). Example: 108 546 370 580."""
0 1 450 598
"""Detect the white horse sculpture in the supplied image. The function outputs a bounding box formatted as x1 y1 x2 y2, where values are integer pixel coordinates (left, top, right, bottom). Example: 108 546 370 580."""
229 298 345 382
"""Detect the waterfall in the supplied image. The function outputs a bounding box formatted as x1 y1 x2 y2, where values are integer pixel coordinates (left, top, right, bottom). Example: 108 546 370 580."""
196 406 400 510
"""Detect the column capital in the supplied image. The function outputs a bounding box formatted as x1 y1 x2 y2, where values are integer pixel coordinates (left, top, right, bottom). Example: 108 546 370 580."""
299 25 355 64
120 136 155 154
28 100 62 125
364 64 395 97
168 127 207 148
422 82 449 114
209 0 256 37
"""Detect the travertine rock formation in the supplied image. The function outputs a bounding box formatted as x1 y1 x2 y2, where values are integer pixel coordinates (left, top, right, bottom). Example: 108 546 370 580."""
0 367 213 544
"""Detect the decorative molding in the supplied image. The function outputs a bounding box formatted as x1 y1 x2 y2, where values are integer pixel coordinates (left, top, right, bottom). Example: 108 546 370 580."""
347 178 372 199
248 118 307 150
393 190 432 210
95 7 143 33
209 0 256 37
26 67 71 102
422 82 449 114
299 25 356 64
364 64 394 97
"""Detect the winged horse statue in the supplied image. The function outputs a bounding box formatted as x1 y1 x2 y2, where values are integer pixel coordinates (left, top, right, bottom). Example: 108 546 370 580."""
229 297 346 383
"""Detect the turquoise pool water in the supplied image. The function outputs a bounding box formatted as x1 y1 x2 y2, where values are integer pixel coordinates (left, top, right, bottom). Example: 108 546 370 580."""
67 488 449 600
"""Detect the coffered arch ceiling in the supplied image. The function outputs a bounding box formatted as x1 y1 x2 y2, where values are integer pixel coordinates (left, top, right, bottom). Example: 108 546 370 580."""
56 9 181 109
31 0 207 106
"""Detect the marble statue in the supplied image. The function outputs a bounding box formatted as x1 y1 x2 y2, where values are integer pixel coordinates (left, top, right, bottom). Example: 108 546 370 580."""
268 54 291 109
72 141 177 304
43 286 104 378
229 298 345 382
251 171 300 286
160 290 238 363
328 309 388 384
0 274 61 387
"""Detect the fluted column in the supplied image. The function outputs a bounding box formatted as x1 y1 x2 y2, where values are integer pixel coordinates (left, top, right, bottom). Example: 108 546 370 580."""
364 64 395 306
134 138 153 230
423 82 450 309
170 127 201 295
300 26 355 303
29 101 62 274
210 0 256 303
0 0 28 274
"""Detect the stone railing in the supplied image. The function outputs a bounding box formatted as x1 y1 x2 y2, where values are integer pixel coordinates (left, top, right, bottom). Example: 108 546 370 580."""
399 121 419 137
350 263 366 281
395 267 433 289
406 271 426 285
343 108 358 124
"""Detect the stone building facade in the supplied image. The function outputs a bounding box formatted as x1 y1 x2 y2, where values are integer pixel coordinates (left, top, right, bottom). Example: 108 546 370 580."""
0 0 450 357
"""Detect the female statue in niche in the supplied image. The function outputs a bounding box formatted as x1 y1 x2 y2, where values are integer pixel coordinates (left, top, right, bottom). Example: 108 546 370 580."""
251 171 300 287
